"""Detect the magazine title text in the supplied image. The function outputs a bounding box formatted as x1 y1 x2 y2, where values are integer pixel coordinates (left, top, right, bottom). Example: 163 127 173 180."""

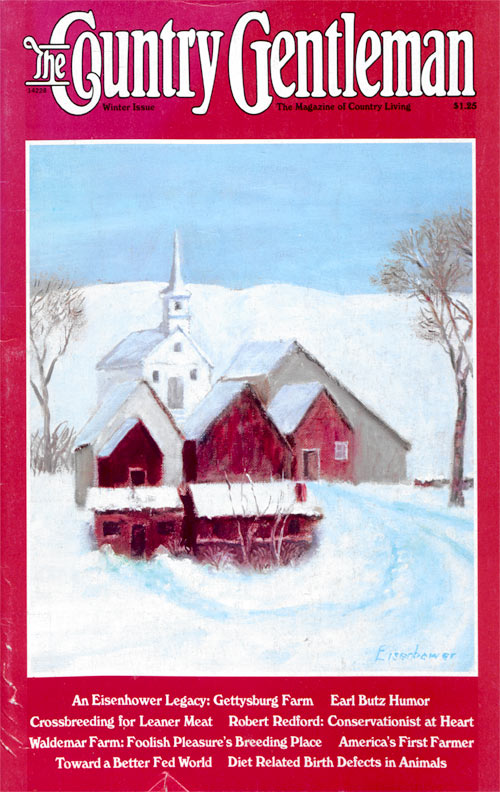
23 10 475 116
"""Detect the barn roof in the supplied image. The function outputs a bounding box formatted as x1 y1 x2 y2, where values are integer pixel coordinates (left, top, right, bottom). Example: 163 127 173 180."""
267 382 324 434
87 486 182 511
74 381 139 448
98 418 140 457
188 482 322 518
182 380 248 440
74 380 182 451
222 338 410 450
221 339 296 380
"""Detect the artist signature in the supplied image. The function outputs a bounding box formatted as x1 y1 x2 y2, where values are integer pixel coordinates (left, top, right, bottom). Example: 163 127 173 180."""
375 645 457 662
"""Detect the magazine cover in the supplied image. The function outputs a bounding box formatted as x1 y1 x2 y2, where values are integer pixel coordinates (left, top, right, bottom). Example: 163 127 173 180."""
1 1 499 790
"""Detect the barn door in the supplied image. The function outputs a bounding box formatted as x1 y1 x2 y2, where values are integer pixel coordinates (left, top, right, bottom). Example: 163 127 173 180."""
303 450 320 480
131 524 146 557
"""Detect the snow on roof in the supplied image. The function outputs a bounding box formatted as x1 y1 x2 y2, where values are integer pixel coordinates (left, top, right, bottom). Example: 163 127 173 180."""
182 380 248 440
267 382 324 434
99 418 139 457
96 329 164 370
74 381 140 448
189 481 322 518
173 326 213 367
87 486 182 511
221 339 296 380
97 325 213 370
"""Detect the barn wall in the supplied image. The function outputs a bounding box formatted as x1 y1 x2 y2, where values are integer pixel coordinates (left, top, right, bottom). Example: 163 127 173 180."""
93 508 318 564
267 352 409 483
195 514 316 543
290 391 354 481
195 390 292 482
74 445 95 506
97 422 163 487
194 514 319 564
94 509 183 558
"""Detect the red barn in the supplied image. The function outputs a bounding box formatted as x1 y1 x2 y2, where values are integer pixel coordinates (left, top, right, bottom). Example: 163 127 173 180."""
97 419 163 487
182 381 292 482
268 382 354 481
187 481 323 565
220 339 410 483
74 380 185 506
88 487 184 559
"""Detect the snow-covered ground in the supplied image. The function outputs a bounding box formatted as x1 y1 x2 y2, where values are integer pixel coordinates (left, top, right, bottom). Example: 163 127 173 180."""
28 474 475 677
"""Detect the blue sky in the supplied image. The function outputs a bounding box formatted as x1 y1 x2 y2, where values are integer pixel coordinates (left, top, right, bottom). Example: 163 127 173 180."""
29 142 472 293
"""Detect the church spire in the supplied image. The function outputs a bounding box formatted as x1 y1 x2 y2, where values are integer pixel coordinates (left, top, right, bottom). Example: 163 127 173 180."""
166 231 189 295
164 230 190 296
161 231 191 335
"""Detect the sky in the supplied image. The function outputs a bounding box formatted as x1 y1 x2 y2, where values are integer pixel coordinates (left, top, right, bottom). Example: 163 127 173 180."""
29 141 473 293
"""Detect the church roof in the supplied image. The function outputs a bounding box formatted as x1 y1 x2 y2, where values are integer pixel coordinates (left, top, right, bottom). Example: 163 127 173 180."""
96 326 213 371
267 382 325 434
221 339 297 380
96 329 165 370
173 326 214 368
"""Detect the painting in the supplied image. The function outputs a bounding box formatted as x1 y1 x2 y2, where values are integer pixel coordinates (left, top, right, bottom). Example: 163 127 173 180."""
27 140 475 678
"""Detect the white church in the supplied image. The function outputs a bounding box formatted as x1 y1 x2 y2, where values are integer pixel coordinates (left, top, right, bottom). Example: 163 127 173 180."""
96 232 213 420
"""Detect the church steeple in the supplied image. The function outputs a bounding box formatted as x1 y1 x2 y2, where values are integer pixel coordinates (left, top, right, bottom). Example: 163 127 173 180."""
161 231 191 335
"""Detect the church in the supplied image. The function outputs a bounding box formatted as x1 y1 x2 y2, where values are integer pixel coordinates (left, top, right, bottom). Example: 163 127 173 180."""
96 232 213 421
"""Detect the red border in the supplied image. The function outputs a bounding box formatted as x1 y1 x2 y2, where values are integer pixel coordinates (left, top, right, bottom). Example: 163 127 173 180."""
1 2 499 790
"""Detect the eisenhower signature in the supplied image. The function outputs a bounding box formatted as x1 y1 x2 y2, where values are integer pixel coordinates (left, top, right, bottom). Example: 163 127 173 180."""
376 645 457 662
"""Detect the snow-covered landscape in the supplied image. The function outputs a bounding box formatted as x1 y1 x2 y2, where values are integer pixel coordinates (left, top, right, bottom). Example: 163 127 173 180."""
28 474 474 677
28 281 476 677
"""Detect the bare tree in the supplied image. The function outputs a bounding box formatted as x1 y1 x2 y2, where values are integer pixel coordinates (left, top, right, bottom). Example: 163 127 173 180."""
30 275 86 473
224 474 295 566
373 208 473 506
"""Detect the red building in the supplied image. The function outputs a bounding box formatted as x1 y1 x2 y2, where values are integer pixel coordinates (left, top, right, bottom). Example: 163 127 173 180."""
74 380 185 506
220 339 410 483
97 419 163 487
182 381 292 482
188 482 322 565
88 487 184 559
87 482 322 564
268 382 355 481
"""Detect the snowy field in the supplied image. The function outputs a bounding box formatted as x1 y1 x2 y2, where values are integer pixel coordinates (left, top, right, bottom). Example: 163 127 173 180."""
28 474 475 677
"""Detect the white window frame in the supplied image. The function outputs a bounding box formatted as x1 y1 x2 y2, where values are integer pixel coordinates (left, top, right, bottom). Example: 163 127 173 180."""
334 441 349 461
